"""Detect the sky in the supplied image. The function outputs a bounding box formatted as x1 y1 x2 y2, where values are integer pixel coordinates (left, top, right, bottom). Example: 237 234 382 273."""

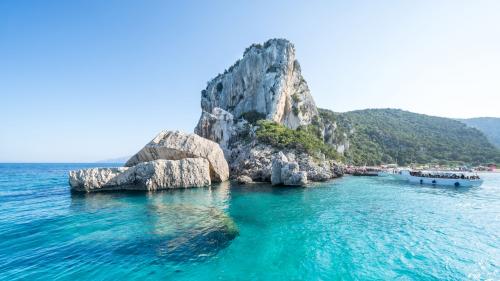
1 0 499 162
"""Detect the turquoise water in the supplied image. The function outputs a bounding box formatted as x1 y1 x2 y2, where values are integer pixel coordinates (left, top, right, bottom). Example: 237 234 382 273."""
0 164 499 280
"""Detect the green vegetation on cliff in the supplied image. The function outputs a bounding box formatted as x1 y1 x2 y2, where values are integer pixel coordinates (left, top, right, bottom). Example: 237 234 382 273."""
255 120 341 160
459 117 500 148
321 108 500 166
248 108 499 166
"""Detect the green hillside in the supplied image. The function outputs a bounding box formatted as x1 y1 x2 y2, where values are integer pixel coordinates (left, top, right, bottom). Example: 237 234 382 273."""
321 108 500 166
459 117 500 148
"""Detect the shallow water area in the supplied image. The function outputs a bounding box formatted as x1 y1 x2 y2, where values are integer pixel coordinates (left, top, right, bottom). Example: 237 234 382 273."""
0 164 499 280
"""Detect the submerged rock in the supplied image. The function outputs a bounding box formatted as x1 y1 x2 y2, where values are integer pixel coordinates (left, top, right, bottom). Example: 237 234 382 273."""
95 204 239 263
126 131 229 182
69 159 211 192
153 205 238 261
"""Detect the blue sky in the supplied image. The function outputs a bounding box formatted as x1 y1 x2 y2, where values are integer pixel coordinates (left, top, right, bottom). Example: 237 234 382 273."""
1 0 499 162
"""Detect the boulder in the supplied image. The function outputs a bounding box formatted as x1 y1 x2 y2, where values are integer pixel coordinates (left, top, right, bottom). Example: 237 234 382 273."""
69 158 211 192
285 171 308 186
236 175 253 185
271 151 288 184
271 151 308 186
281 162 308 186
125 131 229 182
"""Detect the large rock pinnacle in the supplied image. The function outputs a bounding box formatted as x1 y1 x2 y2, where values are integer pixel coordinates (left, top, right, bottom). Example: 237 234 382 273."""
196 38 318 134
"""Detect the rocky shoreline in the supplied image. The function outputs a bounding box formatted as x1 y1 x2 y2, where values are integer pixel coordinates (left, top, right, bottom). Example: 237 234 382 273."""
69 131 228 192
69 38 345 192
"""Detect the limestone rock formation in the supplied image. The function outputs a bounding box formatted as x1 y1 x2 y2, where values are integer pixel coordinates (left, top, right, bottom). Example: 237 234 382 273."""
69 158 211 192
271 152 307 186
194 39 345 184
69 130 229 192
126 131 229 182
316 109 351 154
195 108 250 156
236 175 253 185
196 38 318 138
224 142 344 184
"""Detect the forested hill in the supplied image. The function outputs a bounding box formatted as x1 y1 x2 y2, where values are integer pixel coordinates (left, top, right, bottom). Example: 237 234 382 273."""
325 108 500 166
459 117 500 148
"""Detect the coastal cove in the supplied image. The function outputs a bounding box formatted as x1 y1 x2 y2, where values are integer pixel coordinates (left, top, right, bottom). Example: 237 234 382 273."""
1 163 499 280
3 2 500 281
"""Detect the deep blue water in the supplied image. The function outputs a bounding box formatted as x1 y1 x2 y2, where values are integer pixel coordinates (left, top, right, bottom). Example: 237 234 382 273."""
0 163 499 280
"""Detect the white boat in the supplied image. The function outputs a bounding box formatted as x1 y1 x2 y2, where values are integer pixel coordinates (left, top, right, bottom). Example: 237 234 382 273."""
378 169 398 177
398 170 483 187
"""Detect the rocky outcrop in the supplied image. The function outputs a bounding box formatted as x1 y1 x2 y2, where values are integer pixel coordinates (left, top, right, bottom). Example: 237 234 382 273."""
126 131 229 182
195 108 251 157
193 39 345 186
69 158 211 192
69 130 229 192
271 152 307 186
196 39 318 144
316 108 351 154
228 143 343 184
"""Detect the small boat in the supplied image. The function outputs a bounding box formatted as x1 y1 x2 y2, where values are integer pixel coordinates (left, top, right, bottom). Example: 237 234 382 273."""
378 169 398 177
398 170 483 187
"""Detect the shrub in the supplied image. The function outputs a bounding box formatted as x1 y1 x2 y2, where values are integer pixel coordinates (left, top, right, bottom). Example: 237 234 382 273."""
243 43 263 56
291 93 301 103
256 120 341 160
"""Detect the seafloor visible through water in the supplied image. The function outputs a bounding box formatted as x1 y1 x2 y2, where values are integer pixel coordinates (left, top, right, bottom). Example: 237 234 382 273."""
0 164 498 280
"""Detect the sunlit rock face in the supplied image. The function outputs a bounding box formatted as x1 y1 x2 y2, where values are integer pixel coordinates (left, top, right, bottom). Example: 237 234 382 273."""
196 38 318 135
271 151 308 186
69 131 229 192
195 108 240 156
69 159 211 192
229 144 343 183
126 131 229 182
194 39 345 184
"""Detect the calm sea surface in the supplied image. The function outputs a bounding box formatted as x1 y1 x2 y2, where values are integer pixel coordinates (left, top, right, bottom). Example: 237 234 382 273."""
0 163 499 280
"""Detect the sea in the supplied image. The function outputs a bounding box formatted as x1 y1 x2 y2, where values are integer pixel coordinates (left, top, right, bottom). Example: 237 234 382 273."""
0 163 498 280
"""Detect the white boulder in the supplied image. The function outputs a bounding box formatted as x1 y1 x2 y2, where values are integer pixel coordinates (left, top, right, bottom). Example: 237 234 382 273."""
271 151 308 186
69 158 211 192
125 131 229 182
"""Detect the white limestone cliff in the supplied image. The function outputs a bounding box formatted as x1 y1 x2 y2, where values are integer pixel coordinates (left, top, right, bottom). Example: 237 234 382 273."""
196 38 318 136
194 39 345 185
